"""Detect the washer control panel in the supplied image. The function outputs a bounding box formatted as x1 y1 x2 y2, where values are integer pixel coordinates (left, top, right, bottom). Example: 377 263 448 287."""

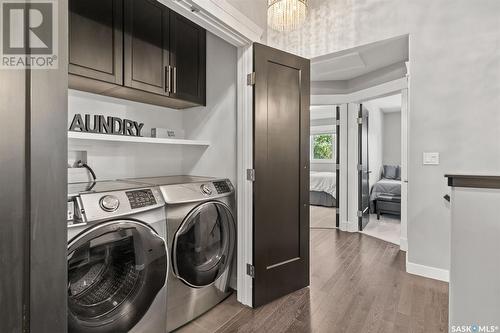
100 195 120 212
126 189 157 209
213 181 231 194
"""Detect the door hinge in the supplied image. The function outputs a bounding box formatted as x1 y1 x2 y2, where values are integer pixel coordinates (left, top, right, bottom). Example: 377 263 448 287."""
336 164 340 170
357 117 363 125
247 264 255 278
357 211 363 218
357 164 363 171
247 72 256 86
336 119 341 126
247 169 255 182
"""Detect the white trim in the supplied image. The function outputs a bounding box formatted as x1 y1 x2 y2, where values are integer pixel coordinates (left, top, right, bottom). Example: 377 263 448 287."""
338 104 349 231
406 257 449 282
311 77 408 106
236 45 253 307
311 105 336 120
158 0 263 46
347 103 360 232
311 160 335 164
310 125 335 134
350 77 408 102
400 88 409 253
400 237 408 252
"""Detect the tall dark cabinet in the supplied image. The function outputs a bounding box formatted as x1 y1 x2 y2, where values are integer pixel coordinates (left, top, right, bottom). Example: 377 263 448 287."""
69 0 206 109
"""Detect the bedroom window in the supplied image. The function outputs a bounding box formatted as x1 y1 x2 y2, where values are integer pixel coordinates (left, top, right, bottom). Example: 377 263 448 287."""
311 133 335 162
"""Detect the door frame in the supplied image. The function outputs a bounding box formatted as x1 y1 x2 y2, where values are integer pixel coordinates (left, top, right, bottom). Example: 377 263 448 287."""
311 77 409 251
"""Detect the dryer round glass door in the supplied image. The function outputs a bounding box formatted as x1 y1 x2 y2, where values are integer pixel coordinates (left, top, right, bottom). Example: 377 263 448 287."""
67 220 167 333
173 201 235 288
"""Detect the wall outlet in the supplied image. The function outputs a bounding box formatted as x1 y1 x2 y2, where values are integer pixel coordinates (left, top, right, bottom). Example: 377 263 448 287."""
423 152 440 165
68 150 87 168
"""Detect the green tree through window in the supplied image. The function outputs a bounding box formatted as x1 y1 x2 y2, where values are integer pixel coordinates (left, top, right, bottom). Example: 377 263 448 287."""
313 134 334 160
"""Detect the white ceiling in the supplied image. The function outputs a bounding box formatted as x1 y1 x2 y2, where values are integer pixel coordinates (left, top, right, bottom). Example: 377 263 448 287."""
369 94 402 113
311 35 409 81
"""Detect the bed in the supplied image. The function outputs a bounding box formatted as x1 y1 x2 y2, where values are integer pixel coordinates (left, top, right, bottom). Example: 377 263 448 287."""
370 170 402 219
310 171 336 207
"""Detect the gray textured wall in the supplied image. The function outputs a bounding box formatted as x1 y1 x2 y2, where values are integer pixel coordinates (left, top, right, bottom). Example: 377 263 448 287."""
383 112 401 165
266 0 500 273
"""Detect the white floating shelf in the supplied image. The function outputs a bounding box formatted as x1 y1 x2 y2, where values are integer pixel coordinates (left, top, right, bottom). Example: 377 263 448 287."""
68 131 210 146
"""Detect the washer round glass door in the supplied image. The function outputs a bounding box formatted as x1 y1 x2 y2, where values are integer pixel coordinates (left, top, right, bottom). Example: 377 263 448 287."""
173 201 235 288
67 220 167 333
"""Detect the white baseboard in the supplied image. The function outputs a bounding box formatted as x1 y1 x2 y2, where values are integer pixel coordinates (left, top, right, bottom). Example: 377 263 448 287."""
340 220 358 232
406 257 449 282
347 221 358 232
339 220 349 231
400 237 408 252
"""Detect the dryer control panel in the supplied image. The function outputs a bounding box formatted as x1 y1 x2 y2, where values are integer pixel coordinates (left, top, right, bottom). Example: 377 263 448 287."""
213 181 231 194
126 189 157 209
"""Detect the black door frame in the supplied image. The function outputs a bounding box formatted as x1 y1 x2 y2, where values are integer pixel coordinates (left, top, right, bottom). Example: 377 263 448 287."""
358 104 370 231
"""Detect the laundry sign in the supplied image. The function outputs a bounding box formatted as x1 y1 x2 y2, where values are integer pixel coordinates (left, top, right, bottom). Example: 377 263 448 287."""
69 114 144 137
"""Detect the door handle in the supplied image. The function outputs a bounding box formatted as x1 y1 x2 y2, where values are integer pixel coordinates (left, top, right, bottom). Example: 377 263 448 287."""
165 66 172 93
173 66 177 94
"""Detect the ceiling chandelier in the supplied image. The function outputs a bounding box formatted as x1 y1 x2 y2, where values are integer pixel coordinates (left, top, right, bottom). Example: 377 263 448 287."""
267 0 308 32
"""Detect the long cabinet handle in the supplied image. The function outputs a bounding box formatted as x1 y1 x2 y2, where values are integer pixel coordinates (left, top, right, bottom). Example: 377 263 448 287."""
166 66 172 93
173 66 177 94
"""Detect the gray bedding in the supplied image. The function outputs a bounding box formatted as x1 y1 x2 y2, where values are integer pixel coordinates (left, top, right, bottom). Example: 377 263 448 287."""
370 178 401 202
310 191 336 207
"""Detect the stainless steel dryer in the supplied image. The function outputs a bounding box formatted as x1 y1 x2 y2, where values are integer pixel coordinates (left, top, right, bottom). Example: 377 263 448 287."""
125 176 236 332
67 181 168 333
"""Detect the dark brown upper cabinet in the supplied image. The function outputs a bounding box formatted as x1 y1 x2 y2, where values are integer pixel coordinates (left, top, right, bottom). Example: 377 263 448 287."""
124 0 170 96
169 12 206 105
69 0 123 87
68 0 206 109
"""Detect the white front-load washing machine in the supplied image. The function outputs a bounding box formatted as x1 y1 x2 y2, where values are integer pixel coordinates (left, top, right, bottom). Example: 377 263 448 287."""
67 180 169 333
124 176 236 332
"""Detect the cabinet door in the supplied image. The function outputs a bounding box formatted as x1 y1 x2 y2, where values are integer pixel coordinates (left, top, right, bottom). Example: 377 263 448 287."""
169 12 206 105
69 0 123 84
124 0 170 95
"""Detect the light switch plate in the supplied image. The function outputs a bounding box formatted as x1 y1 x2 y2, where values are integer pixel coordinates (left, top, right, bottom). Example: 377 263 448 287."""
423 152 440 165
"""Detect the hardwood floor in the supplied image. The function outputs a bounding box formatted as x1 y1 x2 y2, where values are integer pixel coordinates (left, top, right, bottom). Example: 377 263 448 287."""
361 214 401 245
310 205 336 229
175 230 449 333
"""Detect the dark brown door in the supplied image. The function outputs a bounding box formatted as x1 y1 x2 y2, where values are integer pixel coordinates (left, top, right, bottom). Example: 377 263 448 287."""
124 0 170 95
169 12 206 105
253 43 310 307
358 105 370 230
69 0 123 84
